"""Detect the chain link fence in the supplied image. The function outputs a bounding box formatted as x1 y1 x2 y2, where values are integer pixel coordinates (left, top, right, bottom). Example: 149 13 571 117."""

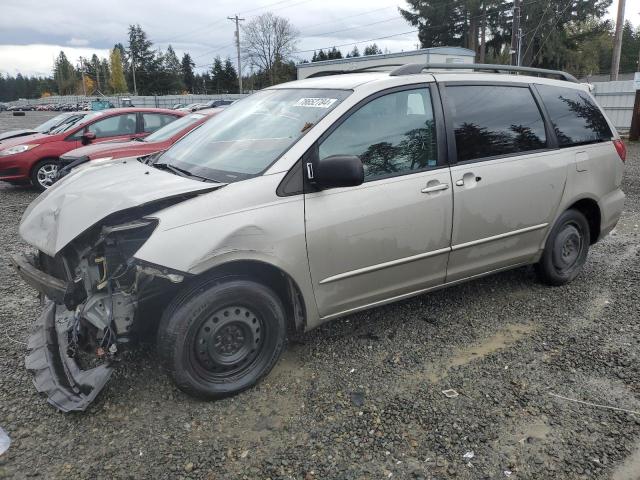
4 93 248 109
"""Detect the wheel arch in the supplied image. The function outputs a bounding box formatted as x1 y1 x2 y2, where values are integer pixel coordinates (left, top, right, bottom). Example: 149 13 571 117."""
29 156 60 176
567 197 601 245
189 259 307 334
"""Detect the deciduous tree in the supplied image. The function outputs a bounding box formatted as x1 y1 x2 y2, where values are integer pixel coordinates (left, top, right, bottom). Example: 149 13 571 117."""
109 47 128 93
241 12 299 85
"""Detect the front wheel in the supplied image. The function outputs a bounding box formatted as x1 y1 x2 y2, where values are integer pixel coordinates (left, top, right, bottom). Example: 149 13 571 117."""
157 278 287 399
31 159 59 191
535 209 590 286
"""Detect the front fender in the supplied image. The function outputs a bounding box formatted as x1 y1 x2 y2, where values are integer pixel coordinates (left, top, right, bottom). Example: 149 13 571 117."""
133 188 320 328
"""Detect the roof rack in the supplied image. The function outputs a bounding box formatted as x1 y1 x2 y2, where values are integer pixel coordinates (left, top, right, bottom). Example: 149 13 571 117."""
306 64 405 78
389 63 579 83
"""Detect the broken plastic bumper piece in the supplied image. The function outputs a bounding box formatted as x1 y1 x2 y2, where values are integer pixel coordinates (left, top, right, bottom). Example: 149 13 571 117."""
25 301 113 413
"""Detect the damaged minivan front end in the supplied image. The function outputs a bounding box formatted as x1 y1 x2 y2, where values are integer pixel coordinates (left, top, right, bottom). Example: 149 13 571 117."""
12 158 223 411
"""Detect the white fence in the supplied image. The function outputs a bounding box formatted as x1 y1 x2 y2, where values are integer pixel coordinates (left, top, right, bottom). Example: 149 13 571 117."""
591 80 636 133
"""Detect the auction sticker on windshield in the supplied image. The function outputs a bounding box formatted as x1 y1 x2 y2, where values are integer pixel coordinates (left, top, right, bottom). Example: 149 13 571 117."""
293 98 338 108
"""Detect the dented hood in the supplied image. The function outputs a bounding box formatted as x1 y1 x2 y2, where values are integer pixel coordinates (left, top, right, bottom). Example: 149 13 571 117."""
20 159 222 256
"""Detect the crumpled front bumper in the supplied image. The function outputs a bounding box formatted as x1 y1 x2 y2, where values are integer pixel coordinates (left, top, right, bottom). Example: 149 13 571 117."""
25 301 113 412
11 253 68 304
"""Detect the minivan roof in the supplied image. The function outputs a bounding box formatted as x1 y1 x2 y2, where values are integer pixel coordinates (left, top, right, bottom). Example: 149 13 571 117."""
271 69 589 92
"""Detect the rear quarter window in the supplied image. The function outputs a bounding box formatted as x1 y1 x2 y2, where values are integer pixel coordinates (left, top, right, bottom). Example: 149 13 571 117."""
445 84 547 162
535 84 613 147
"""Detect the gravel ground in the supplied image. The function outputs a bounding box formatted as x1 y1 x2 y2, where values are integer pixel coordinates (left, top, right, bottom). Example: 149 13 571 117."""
0 111 639 479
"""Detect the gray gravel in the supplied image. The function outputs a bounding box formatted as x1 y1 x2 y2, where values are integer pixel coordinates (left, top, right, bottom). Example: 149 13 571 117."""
0 111 639 479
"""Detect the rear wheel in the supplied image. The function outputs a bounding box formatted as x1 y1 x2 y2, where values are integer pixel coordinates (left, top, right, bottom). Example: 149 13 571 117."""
157 278 287 399
535 209 590 286
31 159 59 191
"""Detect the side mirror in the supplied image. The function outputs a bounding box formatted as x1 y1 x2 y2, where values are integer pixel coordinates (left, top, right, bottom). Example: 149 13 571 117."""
313 155 364 190
81 131 96 145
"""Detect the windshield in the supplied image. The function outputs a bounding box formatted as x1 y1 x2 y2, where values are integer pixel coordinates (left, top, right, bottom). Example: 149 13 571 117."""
160 88 350 183
144 113 206 142
36 113 85 134
50 111 102 134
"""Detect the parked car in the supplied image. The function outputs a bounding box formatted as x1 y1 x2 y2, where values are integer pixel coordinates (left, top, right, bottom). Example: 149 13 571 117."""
202 99 234 109
176 102 205 112
57 108 224 178
12 64 625 412
172 103 188 109
0 111 88 143
0 107 183 190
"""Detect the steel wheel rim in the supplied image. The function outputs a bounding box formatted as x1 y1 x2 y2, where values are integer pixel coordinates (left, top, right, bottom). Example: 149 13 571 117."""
189 305 264 381
552 222 583 274
36 164 58 188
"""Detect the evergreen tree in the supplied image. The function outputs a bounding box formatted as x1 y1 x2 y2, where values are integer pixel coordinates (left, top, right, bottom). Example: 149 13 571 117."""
86 54 102 91
99 58 111 93
328 47 343 59
126 24 157 94
161 45 184 93
346 46 360 58
363 44 383 56
620 21 640 73
223 57 239 93
400 0 612 71
181 53 196 93
210 56 225 93
53 51 76 95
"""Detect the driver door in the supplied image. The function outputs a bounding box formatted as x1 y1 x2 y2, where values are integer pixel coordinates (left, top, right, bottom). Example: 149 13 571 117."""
82 113 139 144
304 85 453 319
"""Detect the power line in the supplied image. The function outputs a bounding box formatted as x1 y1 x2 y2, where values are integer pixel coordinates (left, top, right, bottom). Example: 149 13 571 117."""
292 29 419 55
161 0 312 45
193 42 236 60
297 5 397 31
305 15 406 38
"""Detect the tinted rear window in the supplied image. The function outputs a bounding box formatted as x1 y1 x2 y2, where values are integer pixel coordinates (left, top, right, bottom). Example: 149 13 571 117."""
536 84 612 147
446 85 547 162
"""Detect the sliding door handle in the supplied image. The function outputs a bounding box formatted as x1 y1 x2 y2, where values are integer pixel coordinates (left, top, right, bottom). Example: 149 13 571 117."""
421 183 449 193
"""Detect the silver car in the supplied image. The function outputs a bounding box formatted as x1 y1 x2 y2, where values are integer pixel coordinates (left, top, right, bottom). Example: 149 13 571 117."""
12 64 625 411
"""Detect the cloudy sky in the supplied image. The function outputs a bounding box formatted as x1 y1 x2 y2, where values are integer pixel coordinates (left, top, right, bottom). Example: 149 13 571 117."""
0 0 638 77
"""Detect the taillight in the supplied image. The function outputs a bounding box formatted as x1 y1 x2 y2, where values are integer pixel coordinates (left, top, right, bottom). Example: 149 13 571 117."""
613 139 626 162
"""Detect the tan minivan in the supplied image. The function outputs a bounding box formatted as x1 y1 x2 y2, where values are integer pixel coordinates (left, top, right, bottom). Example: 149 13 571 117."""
13 64 625 411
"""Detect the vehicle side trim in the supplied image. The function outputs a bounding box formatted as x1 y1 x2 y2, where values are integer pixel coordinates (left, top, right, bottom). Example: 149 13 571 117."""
318 247 451 284
320 261 530 321
318 223 548 285
450 223 548 251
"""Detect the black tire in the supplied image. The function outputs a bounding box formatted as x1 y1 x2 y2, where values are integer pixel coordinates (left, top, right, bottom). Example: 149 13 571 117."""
535 209 590 286
30 159 59 191
157 278 287 399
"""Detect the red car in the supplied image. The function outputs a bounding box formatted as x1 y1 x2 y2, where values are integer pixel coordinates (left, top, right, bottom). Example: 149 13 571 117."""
0 108 183 190
58 108 222 179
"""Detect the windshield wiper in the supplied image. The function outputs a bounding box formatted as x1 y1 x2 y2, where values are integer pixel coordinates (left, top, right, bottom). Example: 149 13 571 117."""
152 162 217 183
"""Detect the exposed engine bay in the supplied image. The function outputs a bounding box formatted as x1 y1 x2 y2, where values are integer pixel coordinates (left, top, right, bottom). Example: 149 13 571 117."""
12 207 188 412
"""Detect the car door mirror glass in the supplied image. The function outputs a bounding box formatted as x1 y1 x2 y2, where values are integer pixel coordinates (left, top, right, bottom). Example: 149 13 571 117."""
314 155 364 189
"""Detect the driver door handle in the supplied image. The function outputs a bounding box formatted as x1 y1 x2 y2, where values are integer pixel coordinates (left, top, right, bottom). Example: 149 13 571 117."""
421 183 449 193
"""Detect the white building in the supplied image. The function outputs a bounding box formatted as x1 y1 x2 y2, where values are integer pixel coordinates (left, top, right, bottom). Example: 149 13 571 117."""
296 47 476 80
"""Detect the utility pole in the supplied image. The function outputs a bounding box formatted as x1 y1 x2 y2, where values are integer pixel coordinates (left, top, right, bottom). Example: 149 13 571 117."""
510 0 521 66
610 0 626 81
228 14 245 93
479 4 487 64
78 58 86 97
517 27 523 66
